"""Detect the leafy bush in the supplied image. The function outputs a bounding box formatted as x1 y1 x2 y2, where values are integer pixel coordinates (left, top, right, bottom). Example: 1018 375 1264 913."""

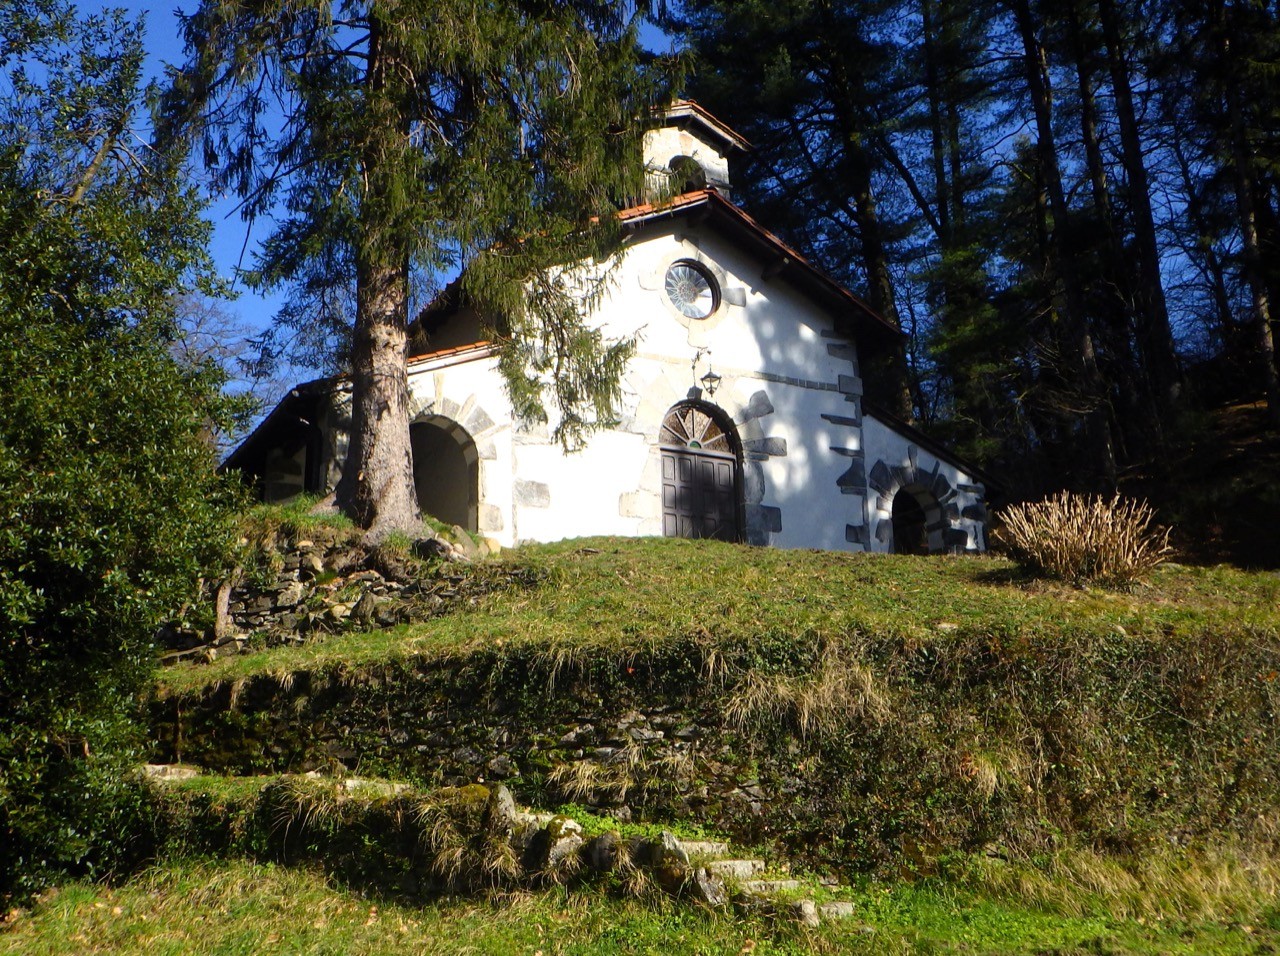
1000 491 1171 586
0 3 240 900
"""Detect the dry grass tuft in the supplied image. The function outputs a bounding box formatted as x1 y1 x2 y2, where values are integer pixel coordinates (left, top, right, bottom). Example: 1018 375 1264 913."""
956 748 1032 802
412 788 519 891
971 844 1280 921
548 760 606 803
269 777 345 839
1000 492 1172 587
548 741 674 804
724 642 888 739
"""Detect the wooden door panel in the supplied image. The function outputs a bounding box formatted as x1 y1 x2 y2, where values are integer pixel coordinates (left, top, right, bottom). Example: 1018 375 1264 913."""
661 447 740 542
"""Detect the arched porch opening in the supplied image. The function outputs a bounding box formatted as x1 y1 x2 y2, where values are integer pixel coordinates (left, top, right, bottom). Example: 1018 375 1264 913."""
890 484 945 555
410 416 478 533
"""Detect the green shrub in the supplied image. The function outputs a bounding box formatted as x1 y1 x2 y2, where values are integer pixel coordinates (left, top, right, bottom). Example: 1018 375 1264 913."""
1000 491 1171 586
0 3 240 900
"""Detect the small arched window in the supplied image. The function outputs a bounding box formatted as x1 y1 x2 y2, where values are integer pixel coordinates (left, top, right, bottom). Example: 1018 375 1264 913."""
660 403 735 454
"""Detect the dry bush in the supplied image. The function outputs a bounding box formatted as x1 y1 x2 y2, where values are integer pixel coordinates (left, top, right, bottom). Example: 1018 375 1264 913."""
1000 492 1171 587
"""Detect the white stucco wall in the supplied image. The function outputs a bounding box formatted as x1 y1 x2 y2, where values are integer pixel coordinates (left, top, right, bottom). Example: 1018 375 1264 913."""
300 212 987 554
369 218 987 553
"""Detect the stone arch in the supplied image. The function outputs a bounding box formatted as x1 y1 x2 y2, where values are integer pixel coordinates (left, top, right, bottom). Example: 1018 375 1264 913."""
658 399 744 542
410 414 478 533
869 449 970 554
668 154 708 192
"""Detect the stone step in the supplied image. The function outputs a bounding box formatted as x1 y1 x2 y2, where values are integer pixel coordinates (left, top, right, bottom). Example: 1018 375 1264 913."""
819 901 857 921
681 840 730 858
790 899 820 928
738 878 802 895
706 858 765 880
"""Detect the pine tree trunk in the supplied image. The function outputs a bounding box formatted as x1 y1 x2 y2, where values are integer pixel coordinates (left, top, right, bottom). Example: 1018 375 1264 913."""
333 13 423 537
1213 0 1280 426
848 143 915 421
1097 0 1183 423
1226 69 1280 426
814 9 914 422
1172 136 1237 351
336 257 421 537
1010 0 1117 483
922 0 952 244
1069 2 1144 460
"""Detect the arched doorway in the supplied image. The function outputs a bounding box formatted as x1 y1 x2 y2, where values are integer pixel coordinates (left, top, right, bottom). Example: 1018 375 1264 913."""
410 416 478 532
890 485 944 555
658 401 742 542
890 489 929 555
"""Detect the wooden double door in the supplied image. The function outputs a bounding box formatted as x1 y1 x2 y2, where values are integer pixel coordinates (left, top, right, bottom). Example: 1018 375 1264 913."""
660 446 741 542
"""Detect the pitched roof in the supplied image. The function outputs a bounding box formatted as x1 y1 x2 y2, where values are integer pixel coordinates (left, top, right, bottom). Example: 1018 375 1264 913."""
617 189 903 353
660 99 752 154
222 343 496 474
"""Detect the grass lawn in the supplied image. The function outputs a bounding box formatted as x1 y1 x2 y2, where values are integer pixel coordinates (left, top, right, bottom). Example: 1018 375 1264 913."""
4 858 1277 955
156 536 1280 696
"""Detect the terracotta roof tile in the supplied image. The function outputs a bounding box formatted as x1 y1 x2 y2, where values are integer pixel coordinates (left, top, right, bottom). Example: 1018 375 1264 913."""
406 340 493 366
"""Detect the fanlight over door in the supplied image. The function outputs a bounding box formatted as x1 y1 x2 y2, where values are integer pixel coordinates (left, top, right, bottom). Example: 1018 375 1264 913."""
659 403 742 542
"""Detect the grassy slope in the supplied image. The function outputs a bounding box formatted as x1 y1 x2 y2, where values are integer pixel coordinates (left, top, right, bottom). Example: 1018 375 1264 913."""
24 538 1271 952
156 536 1280 696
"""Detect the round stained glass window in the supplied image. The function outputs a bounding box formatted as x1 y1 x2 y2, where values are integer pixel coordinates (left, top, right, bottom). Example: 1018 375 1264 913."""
664 261 719 320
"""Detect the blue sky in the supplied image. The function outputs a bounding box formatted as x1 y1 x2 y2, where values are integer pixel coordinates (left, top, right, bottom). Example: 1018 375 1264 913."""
115 1 286 346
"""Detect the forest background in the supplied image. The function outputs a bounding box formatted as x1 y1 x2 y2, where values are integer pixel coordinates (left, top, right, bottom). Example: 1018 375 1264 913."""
122 0 1280 500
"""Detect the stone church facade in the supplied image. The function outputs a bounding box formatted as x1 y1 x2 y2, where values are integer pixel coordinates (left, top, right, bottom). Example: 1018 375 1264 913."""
226 102 990 554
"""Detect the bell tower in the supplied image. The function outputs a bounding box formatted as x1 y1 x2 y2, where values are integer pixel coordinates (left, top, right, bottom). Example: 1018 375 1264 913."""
643 100 750 202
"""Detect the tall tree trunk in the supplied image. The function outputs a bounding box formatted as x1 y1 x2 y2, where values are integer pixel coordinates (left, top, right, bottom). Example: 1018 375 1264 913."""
334 15 422 537
1213 0 1280 427
848 138 916 421
1172 134 1238 356
1097 0 1184 424
1009 0 1117 484
1223 37 1280 426
923 0 952 244
815 5 915 421
1068 0 1142 461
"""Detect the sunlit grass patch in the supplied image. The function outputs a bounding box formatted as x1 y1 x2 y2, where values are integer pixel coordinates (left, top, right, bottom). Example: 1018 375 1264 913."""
5 857 1279 955
155 536 1280 697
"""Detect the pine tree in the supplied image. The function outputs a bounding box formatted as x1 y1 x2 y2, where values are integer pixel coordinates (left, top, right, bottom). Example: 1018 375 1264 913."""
159 1 676 537
660 0 916 419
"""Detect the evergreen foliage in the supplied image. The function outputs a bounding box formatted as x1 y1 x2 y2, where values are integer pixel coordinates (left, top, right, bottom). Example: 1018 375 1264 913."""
158 0 681 535
664 0 1280 489
0 1 240 899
